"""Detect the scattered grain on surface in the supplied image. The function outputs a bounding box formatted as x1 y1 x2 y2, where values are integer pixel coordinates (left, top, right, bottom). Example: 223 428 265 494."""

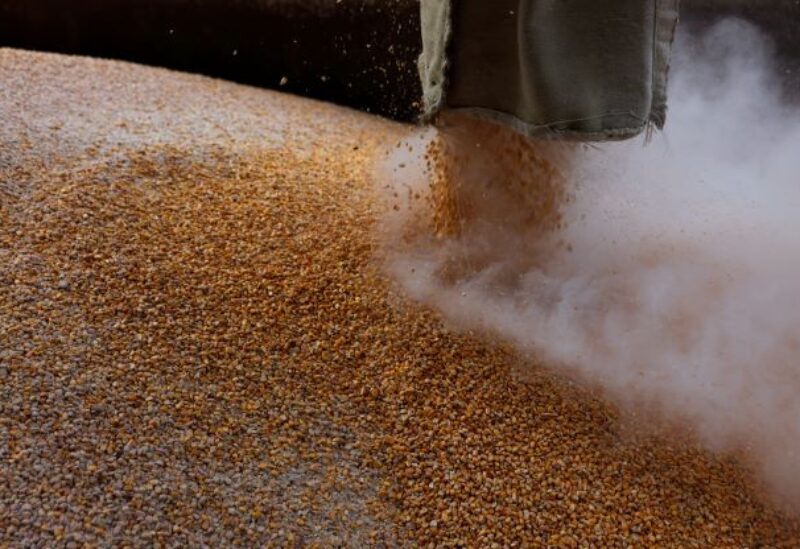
2 48 800 547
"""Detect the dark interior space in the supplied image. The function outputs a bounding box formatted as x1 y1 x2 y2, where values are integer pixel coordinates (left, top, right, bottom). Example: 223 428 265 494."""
0 0 423 121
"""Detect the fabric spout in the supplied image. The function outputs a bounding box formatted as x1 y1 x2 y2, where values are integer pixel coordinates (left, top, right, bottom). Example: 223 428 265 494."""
420 0 680 140
418 0 452 118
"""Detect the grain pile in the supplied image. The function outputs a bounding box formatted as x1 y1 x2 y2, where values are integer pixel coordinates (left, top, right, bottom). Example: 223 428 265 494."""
2 48 800 547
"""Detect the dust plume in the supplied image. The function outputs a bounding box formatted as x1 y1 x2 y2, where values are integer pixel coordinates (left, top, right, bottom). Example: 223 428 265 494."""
380 19 800 506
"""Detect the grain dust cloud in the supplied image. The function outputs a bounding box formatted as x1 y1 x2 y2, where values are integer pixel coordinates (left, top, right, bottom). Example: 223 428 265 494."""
381 19 800 507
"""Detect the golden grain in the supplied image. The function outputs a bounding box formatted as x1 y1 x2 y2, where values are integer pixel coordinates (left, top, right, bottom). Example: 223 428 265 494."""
1 48 800 547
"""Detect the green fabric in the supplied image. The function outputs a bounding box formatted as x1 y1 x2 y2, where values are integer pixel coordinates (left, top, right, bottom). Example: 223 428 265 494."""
419 0 680 141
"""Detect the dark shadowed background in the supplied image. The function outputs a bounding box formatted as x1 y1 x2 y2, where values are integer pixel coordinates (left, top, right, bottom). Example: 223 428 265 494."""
0 0 798 120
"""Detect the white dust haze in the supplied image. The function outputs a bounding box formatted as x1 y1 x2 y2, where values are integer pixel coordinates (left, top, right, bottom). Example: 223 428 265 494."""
381 19 800 506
